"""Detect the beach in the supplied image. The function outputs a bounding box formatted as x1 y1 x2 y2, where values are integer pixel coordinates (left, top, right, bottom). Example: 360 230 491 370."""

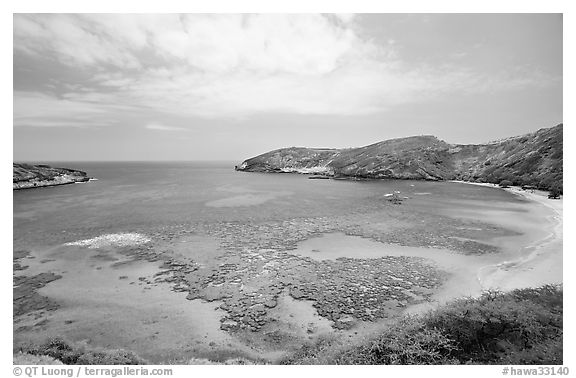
477 186 563 292
290 184 563 317
13 165 563 363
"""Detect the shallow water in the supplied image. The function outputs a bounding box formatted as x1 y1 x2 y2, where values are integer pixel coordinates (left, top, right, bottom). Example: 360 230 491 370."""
13 161 523 247
14 162 556 362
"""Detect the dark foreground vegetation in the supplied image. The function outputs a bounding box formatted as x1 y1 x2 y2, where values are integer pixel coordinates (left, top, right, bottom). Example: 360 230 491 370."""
15 339 147 365
283 285 563 365
14 285 562 365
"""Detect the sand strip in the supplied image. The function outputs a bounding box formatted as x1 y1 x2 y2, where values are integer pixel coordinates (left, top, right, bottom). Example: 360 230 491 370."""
449 181 562 291
476 187 563 291
291 183 562 315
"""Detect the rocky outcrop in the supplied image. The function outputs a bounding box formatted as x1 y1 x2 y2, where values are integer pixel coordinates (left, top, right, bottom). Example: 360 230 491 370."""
236 124 563 192
13 163 90 190
452 125 563 192
236 147 339 175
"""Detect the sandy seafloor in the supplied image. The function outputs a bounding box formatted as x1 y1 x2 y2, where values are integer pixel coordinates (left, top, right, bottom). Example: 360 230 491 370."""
13 163 563 364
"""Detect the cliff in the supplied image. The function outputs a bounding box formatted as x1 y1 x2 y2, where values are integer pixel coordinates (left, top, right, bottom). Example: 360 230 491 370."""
236 124 563 192
13 163 90 190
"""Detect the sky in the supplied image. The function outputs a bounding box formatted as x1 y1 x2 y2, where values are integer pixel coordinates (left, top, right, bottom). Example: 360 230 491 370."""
13 13 562 162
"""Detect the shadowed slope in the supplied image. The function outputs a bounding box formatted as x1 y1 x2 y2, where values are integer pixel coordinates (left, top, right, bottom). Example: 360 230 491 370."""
237 124 562 192
13 163 90 190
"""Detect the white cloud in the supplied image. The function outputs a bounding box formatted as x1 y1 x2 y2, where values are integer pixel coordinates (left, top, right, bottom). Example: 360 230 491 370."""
13 14 558 123
332 14 357 25
145 123 185 131
13 91 122 128
14 14 141 69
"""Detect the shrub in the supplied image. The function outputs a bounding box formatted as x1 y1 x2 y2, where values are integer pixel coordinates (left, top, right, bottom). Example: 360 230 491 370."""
422 287 562 364
18 337 147 365
13 352 63 365
76 349 146 365
548 184 562 199
280 334 349 365
24 337 80 364
284 285 563 365
335 317 458 365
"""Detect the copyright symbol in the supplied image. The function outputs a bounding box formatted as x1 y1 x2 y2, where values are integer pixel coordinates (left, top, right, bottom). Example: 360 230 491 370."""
13 367 22 376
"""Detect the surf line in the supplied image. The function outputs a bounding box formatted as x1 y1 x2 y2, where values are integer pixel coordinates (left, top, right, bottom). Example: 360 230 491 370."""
475 196 561 290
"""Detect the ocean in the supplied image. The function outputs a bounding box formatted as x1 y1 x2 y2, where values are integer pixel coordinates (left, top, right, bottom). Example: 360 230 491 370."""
13 161 523 248
14 161 556 362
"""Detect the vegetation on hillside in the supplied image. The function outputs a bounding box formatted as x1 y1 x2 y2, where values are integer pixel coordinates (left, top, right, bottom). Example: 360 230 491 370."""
15 338 147 365
13 163 88 183
282 285 563 365
15 286 562 365
13 163 90 189
457 125 563 193
238 124 563 193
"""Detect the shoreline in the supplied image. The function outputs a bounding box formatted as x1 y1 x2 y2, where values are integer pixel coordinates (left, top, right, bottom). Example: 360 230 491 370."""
13 179 90 191
451 180 563 292
13 179 563 363
13 163 91 190
478 187 563 291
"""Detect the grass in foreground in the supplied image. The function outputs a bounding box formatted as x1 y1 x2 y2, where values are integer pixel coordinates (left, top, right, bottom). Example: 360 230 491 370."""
14 285 562 365
282 285 563 365
15 338 147 365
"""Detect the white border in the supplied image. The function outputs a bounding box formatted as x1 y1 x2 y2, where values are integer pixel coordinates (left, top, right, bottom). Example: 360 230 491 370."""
3 1 573 376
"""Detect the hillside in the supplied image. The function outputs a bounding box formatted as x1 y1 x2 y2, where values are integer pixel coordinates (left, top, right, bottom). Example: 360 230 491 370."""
283 285 563 365
17 285 562 365
13 163 90 190
452 125 563 192
236 124 563 192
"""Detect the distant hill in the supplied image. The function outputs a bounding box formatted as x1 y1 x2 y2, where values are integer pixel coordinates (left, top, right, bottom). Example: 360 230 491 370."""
236 124 563 193
13 163 90 190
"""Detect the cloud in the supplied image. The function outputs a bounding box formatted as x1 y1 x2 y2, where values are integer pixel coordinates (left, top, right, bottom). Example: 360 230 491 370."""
13 91 122 128
14 14 365 75
14 14 142 69
13 14 559 124
145 123 185 131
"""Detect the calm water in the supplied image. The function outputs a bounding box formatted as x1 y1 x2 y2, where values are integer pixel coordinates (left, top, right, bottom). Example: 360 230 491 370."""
14 161 542 362
13 161 524 249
